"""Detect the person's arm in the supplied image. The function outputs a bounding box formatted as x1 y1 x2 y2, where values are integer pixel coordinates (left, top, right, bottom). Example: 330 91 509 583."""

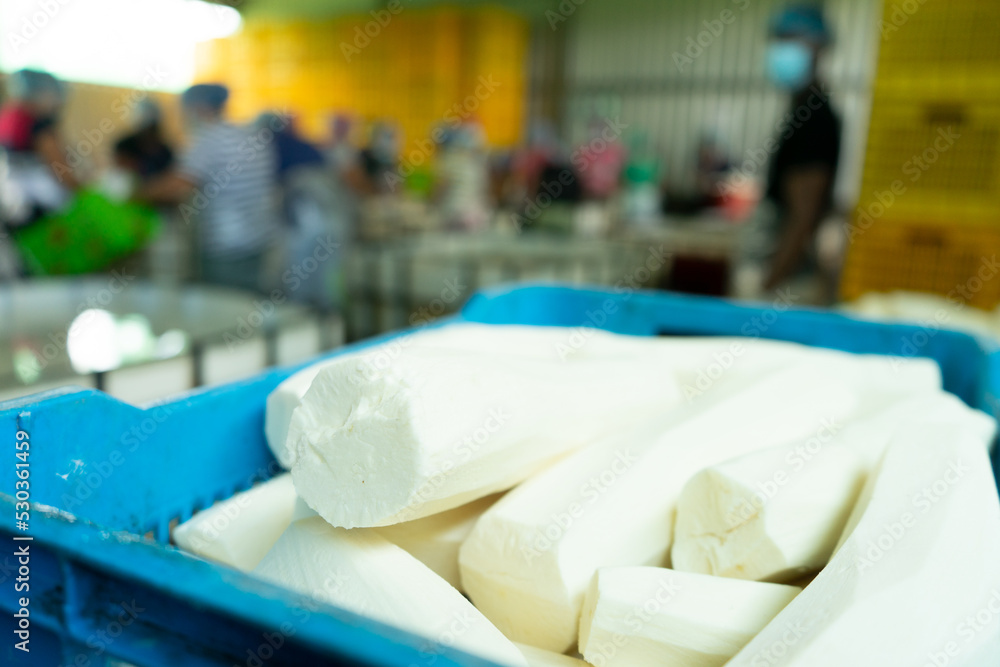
764 164 833 290
136 171 197 204
137 130 212 204
35 130 81 190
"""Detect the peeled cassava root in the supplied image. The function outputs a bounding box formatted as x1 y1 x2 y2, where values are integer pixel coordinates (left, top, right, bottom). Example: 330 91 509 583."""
288 346 684 528
265 324 867 469
671 443 865 583
670 390 996 584
374 493 502 591
578 567 800 667
459 354 940 652
516 643 593 666
254 516 527 667
725 415 1000 667
172 474 297 571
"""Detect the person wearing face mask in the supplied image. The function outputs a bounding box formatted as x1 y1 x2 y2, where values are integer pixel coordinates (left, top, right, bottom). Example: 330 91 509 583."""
137 84 280 293
739 6 841 300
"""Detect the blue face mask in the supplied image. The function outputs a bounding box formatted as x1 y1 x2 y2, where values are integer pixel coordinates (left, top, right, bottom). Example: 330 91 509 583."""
767 42 813 90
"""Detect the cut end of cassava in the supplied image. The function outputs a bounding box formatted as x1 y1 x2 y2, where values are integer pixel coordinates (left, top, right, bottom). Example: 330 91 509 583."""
672 446 865 583
671 469 788 580
266 363 331 468
289 362 427 529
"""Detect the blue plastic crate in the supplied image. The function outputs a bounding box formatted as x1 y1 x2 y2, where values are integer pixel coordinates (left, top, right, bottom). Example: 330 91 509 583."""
1 284 998 666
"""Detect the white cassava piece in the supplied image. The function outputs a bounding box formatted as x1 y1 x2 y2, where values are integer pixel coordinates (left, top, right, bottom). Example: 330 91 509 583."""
374 493 503 591
459 354 939 652
578 567 800 667
725 417 1000 666
265 324 866 468
516 643 593 666
254 516 527 667
671 389 996 583
172 474 297 571
671 443 865 582
288 345 684 528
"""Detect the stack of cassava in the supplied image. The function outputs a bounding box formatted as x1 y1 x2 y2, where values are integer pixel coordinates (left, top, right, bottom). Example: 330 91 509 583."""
173 324 1000 667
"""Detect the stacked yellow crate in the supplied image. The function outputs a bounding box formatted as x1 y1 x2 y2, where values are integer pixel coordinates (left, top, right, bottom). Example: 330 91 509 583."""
841 0 1000 305
459 6 528 148
191 6 529 154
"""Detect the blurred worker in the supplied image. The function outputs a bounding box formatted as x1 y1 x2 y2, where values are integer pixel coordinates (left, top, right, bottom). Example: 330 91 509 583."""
257 112 350 312
138 84 279 293
325 113 369 195
576 116 627 201
358 121 400 194
511 120 562 202
434 122 492 232
113 99 174 183
740 6 841 299
0 69 78 229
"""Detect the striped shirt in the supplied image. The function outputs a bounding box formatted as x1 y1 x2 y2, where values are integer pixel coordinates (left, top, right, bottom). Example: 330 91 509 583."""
179 121 279 258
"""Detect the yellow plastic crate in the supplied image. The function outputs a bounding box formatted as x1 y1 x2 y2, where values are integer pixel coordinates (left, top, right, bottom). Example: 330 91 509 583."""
858 90 1000 223
877 0 1000 78
841 221 1000 309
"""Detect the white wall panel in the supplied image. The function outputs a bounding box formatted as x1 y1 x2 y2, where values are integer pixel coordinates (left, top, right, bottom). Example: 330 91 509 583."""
562 0 882 209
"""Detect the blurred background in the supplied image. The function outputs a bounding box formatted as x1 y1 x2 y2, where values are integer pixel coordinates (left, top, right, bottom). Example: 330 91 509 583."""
1 0 998 404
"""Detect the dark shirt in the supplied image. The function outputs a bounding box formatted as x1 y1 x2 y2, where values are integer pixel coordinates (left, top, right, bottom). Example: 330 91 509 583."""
114 127 174 179
765 84 841 211
275 131 325 177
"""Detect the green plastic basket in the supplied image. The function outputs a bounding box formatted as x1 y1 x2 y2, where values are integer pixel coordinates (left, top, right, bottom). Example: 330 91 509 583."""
12 189 160 275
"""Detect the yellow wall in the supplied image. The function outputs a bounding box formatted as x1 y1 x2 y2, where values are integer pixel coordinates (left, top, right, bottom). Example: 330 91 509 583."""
194 5 528 153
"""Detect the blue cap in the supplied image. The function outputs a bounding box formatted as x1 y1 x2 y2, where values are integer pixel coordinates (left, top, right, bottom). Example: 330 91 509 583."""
181 84 229 113
7 69 65 104
770 5 832 46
